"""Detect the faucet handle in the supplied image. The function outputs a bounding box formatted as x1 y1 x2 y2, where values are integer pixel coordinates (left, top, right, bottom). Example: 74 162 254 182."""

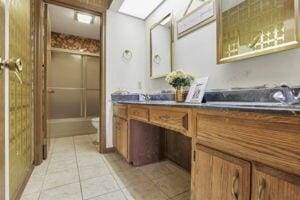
273 91 286 103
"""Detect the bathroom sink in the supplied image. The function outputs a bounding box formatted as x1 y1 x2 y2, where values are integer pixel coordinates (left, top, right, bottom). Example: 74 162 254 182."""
206 101 293 108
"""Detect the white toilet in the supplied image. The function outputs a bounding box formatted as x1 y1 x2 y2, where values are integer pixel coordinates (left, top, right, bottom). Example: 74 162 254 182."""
91 117 100 143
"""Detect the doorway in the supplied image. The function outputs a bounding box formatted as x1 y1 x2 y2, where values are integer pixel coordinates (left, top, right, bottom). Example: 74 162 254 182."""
47 4 101 141
35 0 107 164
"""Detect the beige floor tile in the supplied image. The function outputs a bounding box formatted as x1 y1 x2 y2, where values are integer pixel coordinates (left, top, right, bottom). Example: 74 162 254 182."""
39 182 82 200
106 158 135 173
122 180 168 200
103 152 123 162
153 173 191 198
80 174 120 199
23 175 45 195
172 191 191 200
31 160 49 178
47 157 77 174
43 168 79 190
138 161 176 180
50 151 76 162
77 153 105 167
113 168 152 188
52 144 75 154
79 163 110 180
89 190 127 200
21 192 40 200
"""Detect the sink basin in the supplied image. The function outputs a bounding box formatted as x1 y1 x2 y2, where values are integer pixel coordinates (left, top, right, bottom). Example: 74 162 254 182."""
206 101 290 108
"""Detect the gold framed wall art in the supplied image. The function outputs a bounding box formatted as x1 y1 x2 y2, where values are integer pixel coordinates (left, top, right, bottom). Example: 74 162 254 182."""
217 0 300 64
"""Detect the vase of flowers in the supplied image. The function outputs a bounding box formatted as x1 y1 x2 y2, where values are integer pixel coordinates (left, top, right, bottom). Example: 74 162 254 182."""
165 70 194 102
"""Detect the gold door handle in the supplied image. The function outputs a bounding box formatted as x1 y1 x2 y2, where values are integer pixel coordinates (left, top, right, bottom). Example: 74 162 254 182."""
48 90 55 94
257 178 266 200
231 171 239 200
0 58 23 84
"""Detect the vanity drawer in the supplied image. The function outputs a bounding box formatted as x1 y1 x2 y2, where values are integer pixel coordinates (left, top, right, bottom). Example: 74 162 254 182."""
128 106 149 122
149 107 191 135
195 109 300 175
113 104 127 119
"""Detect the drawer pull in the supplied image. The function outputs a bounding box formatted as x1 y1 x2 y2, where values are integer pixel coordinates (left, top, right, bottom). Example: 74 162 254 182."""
257 178 266 200
159 115 171 120
231 171 239 200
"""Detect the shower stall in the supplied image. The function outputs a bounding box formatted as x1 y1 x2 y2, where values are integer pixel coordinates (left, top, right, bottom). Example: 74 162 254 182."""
47 50 100 138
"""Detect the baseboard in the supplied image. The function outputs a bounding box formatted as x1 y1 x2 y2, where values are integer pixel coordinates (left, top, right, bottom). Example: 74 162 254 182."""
14 164 34 200
104 147 115 153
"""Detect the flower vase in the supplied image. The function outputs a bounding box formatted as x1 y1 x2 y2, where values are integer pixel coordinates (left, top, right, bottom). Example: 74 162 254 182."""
175 87 187 102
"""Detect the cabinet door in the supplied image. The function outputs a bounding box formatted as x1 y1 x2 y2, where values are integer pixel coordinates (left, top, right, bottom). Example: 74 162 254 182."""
113 117 118 149
252 163 300 200
119 118 128 159
192 144 251 200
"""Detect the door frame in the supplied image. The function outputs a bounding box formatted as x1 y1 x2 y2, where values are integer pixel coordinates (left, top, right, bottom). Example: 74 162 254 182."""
0 0 5 198
34 0 111 165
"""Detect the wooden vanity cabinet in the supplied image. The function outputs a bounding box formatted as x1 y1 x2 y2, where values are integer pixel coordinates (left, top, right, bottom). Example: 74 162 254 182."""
252 163 300 200
192 144 251 200
113 105 128 159
192 109 300 200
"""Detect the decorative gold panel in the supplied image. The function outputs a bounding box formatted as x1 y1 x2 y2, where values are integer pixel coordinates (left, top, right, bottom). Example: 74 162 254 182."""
0 0 5 199
9 0 33 199
217 0 300 63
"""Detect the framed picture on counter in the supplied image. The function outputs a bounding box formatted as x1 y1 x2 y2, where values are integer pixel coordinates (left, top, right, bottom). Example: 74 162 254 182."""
186 77 209 103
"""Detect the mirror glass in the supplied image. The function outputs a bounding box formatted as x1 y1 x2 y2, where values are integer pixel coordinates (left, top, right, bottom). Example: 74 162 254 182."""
150 13 173 79
218 0 300 63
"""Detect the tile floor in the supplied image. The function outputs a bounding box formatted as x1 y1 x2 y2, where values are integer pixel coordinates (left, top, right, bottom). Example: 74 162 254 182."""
21 134 191 200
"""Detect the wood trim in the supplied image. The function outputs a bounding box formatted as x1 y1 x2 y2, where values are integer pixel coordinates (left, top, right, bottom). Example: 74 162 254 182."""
34 0 45 166
196 144 251 168
105 147 115 153
99 11 107 154
14 164 34 200
34 0 107 164
51 47 100 57
43 0 111 14
253 162 300 185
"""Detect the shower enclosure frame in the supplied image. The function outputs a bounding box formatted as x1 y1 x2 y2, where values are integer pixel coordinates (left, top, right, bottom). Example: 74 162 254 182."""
34 0 110 165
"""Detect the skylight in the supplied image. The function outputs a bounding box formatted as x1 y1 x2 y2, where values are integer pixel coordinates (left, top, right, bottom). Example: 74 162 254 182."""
119 0 164 20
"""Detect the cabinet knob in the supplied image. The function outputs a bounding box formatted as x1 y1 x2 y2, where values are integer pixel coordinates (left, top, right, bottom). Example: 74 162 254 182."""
231 171 239 200
257 178 266 200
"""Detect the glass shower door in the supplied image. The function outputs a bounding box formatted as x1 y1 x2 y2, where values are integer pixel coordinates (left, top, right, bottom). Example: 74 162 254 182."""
47 51 100 138
48 52 84 119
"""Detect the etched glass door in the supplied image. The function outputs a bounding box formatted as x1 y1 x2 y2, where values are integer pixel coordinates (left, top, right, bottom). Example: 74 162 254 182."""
8 0 34 199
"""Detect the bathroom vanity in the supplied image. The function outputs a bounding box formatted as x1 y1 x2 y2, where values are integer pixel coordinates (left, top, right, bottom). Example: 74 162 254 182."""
113 101 300 200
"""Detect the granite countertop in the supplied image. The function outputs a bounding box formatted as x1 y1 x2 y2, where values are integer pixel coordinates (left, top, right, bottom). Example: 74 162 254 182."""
114 100 300 116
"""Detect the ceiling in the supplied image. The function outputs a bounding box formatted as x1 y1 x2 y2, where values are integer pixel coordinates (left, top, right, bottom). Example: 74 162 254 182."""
48 4 101 40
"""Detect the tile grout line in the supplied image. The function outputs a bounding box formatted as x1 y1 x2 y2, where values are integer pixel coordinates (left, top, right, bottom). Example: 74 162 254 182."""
101 154 129 200
76 135 124 200
36 142 52 200
73 136 85 200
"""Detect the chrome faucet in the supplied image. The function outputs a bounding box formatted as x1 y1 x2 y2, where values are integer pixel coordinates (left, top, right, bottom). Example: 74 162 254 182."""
273 84 300 105
140 94 151 102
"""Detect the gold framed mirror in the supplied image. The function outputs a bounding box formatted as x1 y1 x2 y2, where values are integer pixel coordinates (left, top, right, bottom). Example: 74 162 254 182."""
217 0 300 64
150 12 174 79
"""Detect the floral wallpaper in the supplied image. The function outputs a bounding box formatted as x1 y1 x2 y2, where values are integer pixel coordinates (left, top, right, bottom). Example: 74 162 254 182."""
51 32 100 53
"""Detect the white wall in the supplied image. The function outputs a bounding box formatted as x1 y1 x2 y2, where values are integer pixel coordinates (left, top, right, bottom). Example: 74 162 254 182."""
144 0 300 92
106 0 300 147
106 10 146 147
